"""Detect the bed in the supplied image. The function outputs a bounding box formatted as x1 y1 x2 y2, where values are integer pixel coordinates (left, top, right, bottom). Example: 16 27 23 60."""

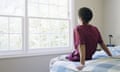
50 46 120 72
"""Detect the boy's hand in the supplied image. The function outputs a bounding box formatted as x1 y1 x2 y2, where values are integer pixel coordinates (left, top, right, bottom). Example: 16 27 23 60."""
76 64 85 70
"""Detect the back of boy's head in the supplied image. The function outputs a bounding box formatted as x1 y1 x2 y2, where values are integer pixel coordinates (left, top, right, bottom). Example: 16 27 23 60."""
78 7 93 24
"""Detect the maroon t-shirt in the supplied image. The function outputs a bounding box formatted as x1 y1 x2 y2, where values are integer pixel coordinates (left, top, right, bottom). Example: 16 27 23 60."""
67 24 103 61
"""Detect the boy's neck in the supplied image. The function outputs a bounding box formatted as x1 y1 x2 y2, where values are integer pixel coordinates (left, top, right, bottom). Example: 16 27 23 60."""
82 22 89 25
82 23 89 25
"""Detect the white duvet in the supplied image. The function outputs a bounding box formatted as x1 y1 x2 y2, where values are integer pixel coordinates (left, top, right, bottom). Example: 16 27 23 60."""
50 46 120 72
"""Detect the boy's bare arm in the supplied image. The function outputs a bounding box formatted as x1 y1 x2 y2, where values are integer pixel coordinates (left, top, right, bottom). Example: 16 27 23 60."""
76 44 86 70
78 44 86 65
100 43 112 56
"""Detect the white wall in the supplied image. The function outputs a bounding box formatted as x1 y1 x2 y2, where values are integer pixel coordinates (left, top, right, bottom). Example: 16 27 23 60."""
0 54 62 72
103 0 120 45
0 0 104 72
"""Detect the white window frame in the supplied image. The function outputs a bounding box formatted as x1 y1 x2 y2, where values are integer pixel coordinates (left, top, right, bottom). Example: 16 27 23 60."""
0 0 75 58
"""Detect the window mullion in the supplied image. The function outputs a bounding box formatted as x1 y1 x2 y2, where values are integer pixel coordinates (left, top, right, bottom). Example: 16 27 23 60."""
23 0 29 53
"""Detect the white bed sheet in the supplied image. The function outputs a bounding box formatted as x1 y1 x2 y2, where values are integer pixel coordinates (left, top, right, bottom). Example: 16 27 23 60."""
50 46 120 72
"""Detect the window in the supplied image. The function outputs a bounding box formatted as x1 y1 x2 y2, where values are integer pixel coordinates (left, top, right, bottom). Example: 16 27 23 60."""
0 0 24 52
0 0 72 55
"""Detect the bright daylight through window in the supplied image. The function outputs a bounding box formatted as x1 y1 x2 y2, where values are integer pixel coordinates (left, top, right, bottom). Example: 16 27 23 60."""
0 0 71 55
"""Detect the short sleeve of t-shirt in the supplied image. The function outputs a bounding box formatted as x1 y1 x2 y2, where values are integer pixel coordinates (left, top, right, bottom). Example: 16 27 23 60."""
96 28 103 44
74 27 80 49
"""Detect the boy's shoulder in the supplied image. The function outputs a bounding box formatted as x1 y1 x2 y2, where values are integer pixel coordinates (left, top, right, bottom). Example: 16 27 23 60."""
75 24 97 28
74 25 83 31
74 24 99 31
74 25 80 29
86 24 98 29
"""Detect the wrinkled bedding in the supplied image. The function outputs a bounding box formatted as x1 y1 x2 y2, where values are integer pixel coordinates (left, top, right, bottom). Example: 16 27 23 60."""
50 46 120 72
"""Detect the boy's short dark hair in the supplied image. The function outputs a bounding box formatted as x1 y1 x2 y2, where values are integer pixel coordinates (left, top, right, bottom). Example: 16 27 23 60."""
78 7 93 23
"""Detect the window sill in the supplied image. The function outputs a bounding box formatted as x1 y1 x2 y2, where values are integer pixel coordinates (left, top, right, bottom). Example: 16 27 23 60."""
0 48 73 59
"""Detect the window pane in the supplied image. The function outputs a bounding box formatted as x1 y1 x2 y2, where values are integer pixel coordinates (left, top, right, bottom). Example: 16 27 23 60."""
0 17 8 33
0 17 22 34
49 0 68 18
58 7 68 18
48 5 58 18
49 34 69 48
39 0 49 4
10 34 22 50
28 0 49 17
0 0 25 16
29 18 69 33
0 34 9 51
29 34 69 49
0 17 22 51
9 17 22 33
29 18 69 49
29 34 50 49
29 0 49 4
58 0 68 6
28 0 69 18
